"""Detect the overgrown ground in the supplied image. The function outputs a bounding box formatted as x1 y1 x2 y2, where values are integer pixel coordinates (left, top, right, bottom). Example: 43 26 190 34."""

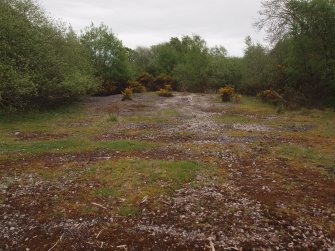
0 93 334 250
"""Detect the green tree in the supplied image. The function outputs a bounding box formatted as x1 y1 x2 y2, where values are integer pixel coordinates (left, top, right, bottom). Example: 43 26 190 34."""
256 0 335 106
80 23 133 93
240 37 272 94
0 0 96 111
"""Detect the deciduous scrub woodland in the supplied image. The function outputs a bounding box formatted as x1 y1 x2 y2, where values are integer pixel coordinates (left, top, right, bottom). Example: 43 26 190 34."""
0 0 335 250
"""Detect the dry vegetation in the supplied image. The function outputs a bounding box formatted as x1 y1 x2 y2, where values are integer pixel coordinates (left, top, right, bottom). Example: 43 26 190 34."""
0 93 334 250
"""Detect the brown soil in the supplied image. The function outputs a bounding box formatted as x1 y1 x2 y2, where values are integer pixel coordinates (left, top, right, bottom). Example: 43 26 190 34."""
1 93 334 250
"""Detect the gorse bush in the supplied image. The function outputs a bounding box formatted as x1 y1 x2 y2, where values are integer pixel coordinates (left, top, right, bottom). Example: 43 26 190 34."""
121 87 133 101
257 89 284 105
153 74 178 91
0 0 97 111
127 81 146 93
136 72 155 91
219 85 235 102
158 85 174 97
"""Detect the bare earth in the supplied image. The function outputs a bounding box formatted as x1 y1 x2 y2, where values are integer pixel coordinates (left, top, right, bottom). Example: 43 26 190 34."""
1 93 335 250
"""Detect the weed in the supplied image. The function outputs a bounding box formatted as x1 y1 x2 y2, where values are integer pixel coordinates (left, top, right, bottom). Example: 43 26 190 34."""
107 114 118 122
94 187 119 197
118 205 140 217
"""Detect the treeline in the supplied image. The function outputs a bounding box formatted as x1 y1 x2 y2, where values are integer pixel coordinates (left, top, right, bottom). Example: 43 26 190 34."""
0 0 96 111
133 0 335 108
1 0 334 111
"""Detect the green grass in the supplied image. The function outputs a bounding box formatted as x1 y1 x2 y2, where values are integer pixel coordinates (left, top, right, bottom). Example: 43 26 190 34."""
0 104 84 130
106 114 118 122
238 96 277 115
0 138 86 154
277 143 335 167
215 113 254 124
94 187 119 197
118 205 141 217
86 159 219 205
0 139 157 156
98 140 157 152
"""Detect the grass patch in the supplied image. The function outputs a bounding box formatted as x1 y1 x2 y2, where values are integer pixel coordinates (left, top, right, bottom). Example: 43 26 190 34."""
0 138 87 155
0 139 157 157
86 159 221 207
238 96 277 115
37 169 64 180
125 115 170 123
276 144 335 167
118 205 141 217
94 187 119 197
98 140 156 152
0 104 84 130
215 113 254 124
106 114 118 122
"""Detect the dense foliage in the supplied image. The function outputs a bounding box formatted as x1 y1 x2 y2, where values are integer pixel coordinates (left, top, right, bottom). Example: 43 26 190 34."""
131 0 335 107
80 24 134 95
0 0 97 111
254 0 335 107
1 0 334 111
132 36 242 93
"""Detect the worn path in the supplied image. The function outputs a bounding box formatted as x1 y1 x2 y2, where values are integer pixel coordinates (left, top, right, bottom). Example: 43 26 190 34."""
1 93 335 250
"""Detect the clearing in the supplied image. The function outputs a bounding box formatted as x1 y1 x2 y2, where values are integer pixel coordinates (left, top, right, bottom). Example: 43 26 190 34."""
0 93 334 250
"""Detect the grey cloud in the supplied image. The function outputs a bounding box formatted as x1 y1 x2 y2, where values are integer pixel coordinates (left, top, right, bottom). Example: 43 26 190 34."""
39 0 267 56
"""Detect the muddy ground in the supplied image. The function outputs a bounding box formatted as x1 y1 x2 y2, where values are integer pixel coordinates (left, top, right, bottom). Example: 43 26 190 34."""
0 93 335 250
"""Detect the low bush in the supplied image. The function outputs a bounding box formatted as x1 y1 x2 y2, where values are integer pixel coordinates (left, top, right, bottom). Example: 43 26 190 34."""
158 85 174 97
127 81 146 93
257 89 284 105
219 85 235 102
153 74 178 91
96 80 118 96
233 94 242 104
136 72 155 91
121 87 133 101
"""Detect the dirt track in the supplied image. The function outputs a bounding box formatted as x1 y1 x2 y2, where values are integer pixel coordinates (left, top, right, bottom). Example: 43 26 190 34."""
1 93 335 250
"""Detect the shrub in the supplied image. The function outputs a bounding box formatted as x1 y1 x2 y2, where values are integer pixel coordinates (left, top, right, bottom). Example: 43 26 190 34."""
257 89 284 105
158 85 174 97
233 94 242 104
127 80 146 93
0 0 97 111
121 87 133 101
153 74 178 91
219 85 235 102
95 80 118 96
136 72 154 91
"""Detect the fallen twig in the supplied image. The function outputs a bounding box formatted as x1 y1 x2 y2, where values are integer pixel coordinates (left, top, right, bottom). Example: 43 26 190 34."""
208 237 215 251
91 202 108 210
96 229 104 239
48 233 64 251
140 196 148 204
117 244 127 250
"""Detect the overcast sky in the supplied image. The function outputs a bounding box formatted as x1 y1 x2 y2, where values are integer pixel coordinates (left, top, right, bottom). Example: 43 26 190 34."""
38 0 267 57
